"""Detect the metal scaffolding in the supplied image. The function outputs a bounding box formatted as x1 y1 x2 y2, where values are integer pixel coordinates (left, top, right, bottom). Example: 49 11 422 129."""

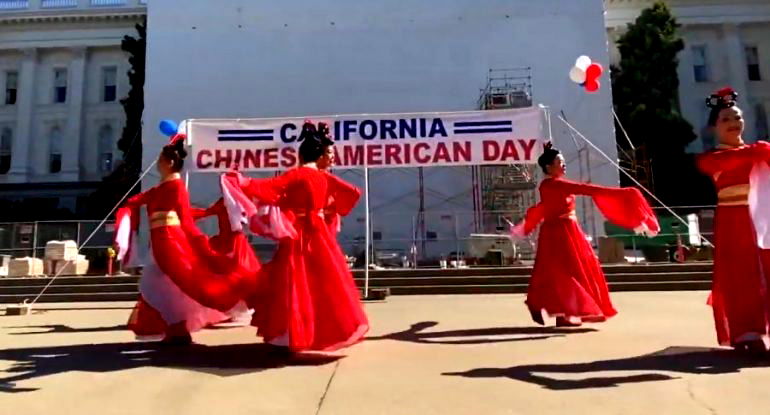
472 68 539 258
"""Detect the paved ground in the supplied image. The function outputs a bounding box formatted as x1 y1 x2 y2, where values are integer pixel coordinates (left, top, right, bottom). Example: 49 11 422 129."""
1 292 769 414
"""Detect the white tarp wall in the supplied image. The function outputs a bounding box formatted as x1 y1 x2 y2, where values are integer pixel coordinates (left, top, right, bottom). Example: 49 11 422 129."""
144 0 618 259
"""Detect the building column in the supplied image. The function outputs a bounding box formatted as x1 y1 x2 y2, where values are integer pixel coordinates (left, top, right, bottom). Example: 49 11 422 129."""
63 46 86 181
722 23 755 141
675 27 702 152
9 48 37 182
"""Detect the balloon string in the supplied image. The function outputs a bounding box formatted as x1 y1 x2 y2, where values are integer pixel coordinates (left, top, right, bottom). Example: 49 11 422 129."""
29 160 158 306
557 115 714 248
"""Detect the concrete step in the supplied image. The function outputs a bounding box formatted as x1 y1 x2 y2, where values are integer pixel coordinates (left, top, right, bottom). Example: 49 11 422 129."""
0 276 138 287
385 281 711 295
351 272 711 287
2 279 711 303
0 292 139 304
0 265 715 303
0 283 138 295
350 263 713 278
1 274 710 298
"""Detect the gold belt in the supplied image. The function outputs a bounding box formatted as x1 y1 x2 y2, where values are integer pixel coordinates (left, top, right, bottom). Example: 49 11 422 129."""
150 211 181 228
294 210 325 219
560 211 577 220
718 184 749 206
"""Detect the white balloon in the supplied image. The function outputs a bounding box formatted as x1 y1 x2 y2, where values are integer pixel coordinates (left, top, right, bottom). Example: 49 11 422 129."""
569 66 587 84
575 55 592 71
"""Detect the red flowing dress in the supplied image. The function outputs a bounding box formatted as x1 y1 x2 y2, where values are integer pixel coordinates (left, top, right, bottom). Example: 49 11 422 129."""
237 166 369 352
191 198 261 271
519 177 659 323
120 174 256 337
697 142 770 348
191 198 261 326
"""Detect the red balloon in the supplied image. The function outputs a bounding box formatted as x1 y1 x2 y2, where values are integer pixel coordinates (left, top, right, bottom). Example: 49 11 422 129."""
585 63 604 81
585 80 600 93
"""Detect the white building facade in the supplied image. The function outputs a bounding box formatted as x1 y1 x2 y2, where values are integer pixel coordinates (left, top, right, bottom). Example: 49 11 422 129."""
0 0 145 215
606 0 770 151
0 0 767 242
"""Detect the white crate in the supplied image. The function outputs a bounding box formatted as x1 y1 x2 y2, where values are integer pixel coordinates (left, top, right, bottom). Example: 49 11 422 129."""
44 240 79 261
9 257 44 277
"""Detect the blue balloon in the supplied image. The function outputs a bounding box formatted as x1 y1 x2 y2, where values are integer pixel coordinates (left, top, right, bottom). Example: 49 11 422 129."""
159 119 178 136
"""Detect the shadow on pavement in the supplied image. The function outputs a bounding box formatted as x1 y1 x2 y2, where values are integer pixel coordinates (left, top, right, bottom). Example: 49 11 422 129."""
0 342 341 393
368 321 596 345
443 346 770 389
5 324 127 335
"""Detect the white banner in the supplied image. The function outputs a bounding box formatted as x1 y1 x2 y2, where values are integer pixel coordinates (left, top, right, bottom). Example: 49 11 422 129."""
187 107 544 172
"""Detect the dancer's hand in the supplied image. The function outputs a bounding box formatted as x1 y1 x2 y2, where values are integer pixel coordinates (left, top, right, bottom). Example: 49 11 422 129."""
504 217 527 241
225 169 249 187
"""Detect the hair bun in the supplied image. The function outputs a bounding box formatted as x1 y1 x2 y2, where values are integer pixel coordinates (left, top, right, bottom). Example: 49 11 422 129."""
173 138 188 159
299 121 319 143
317 122 332 140
537 141 561 173
706 87 738 109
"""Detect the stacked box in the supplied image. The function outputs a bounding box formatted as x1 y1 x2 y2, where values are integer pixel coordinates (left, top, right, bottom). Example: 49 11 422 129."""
598 237 626 264
55 255 90 275
44 240 78 261
45 255 90 276
9 257 44 277
0 255 10 277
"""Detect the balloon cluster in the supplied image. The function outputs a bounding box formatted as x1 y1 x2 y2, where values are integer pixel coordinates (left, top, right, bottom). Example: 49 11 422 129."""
569 55 603 93
159 119 179 136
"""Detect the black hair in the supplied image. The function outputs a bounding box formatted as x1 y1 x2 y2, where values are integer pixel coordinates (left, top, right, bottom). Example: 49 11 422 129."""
537 142 560 174
706 88 739 127
160 138 188 172
298 121 334 164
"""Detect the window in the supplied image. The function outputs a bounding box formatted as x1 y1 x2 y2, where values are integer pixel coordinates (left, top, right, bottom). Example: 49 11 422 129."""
98 125 114 172
700 103 716 151
692 45 709 82
49 126 62 173
102 66 117 102
53 68 67 103
757 103 769 141
0 128 12 174
5 71 18 105
746 46 762 81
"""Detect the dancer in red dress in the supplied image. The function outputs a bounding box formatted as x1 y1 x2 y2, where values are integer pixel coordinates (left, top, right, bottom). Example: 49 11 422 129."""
696 88 770 353
513 143 659 327
191 198 261 271
118 135 256 344
317 123 345 235
226 121 368 352
191 198 260 326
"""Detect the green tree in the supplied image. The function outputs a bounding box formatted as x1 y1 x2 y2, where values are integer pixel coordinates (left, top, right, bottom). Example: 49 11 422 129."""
87 20 146 218
612 2 714 208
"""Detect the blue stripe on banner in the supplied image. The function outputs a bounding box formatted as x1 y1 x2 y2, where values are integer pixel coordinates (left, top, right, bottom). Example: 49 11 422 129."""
454 120 512 128
454 128 513 134
218 129 274 134
218 136 274 141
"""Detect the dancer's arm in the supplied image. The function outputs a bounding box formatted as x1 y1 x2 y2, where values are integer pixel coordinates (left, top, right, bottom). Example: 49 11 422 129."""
191 198 224 221
512 203 546 237
114 189 150 263
547 178 616 197
326 173 362 216
238 170 297 205
122 187 150 209
696 143 770 176
172 182 209 242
